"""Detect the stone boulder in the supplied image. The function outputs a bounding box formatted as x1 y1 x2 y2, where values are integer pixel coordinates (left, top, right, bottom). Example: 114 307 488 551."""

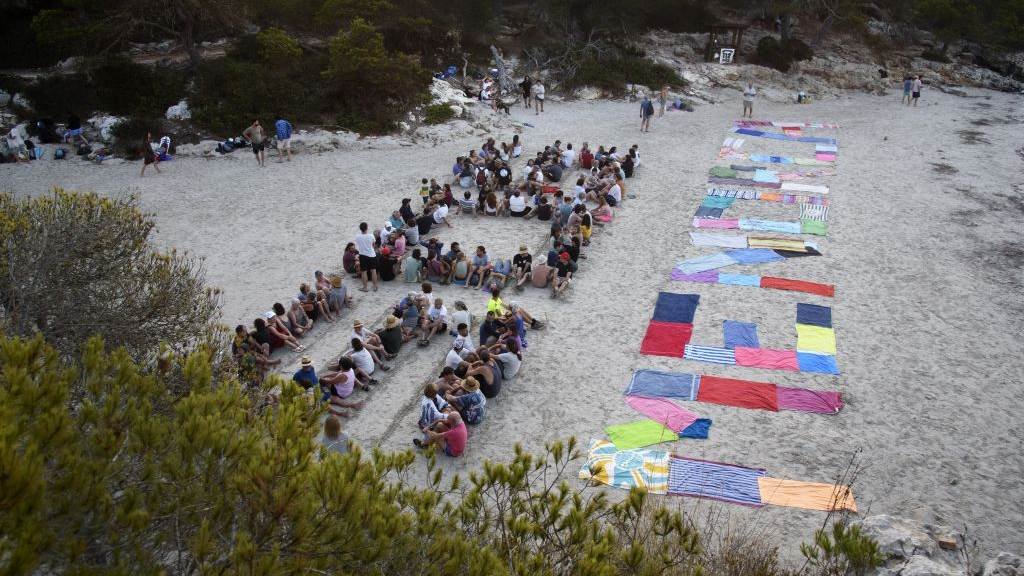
430 78 473 106
984 553 1024 576
859 515 939 559
12 93 31 110
88 115 124 141
573 86 602 100
165 100 191 120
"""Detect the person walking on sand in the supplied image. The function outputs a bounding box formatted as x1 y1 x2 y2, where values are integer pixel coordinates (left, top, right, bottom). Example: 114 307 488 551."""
520 75 532 109
742 82 756 118
901 75 913 105
243 120 266 167
658 85 668 117
275 115 293 162
140 132 160 177
911 75 922 107
640 95 655 132
354 222 380 292
532 79 545 115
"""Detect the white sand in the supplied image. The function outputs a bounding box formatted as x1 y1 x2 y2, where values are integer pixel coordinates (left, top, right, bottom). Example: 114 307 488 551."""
3 87 1023 559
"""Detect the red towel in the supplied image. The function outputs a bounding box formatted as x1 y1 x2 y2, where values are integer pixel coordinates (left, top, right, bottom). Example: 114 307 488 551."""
761 276 835 297
640 321 693 357
697 375 779 411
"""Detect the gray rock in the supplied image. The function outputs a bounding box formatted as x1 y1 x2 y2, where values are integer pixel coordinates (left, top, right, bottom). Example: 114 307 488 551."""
858 515 938 559
573 86 602 100
12 93 31 110
984 553 1024 576
900 556 964 576
165 100 191 120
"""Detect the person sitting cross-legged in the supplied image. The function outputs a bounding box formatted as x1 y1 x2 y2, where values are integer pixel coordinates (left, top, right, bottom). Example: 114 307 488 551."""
320 356 369 417
415 410 468 457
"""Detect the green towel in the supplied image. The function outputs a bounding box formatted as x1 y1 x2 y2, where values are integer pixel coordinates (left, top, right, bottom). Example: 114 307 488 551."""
701 196 736 209
605 420 676 450
709 166 738 178
800 219 828 236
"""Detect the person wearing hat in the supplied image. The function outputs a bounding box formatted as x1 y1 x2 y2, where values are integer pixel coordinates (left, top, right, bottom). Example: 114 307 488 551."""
416 410 467 456
327 275 350 315
379 314 408 355
351 319 394 365
552 251 573 298
292 355 319 392
512 245 533 290
444 376 486 425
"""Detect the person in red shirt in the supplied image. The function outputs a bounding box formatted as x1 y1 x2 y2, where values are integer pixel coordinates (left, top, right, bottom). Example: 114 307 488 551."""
418 411 467 456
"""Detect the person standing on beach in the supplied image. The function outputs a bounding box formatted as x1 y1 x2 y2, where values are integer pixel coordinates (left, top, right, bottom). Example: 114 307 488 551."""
275 115 293 162
520 76 532 108
640 95 655 132
532 79 545 115
354 222 380 292
901 76 913 105
140 132 160 177
911 75 922 107
243 120 266 167
658 85 668 117
742 82 756 118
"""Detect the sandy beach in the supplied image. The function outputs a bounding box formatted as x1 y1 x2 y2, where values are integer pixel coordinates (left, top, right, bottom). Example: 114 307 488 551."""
3 87 1022 559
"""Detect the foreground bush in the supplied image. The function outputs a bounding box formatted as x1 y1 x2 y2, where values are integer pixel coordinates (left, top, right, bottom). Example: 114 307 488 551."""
754 37 815 72
0 189 221 363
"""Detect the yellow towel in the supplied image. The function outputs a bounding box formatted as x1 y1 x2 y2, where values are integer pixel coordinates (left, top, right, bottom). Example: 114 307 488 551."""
749 237 807 251
796 324 837 354
757 477 857 512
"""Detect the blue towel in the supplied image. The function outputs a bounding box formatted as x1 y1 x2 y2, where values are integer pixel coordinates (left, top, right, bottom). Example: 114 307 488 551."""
796 303 832 328
718 273 762 286
667 457 765 506
679 418 712 439
701 196 736 209
725 248 786 265
738 218 802 234
684 345 736 365
797 352 840 374
694 206 725 219
624 369 701 400
676 253 738 275
750 154 794 165
753 169 779 183
733 128 764 137
816 144 838 153
652 292 701 324
798 136 837 144
723 321 759 349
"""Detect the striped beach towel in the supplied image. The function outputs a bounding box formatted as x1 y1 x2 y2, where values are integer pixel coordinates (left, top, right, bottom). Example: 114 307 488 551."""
799 204 829 221
668 456 766 506
684 345 736 365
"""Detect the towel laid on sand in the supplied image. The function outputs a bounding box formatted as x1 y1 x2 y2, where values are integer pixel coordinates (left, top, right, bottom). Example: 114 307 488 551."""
675 252 738 275
605 419 677 450
796 303 832 328
689 231 749 248
760 276 835 297
693 218 741 229
757 477 857 512
579 439 669 494
796 324 837 355
776 386 843 413
624 369 700 400
718 273 762 286
796 352 840 374
653 292 701 323
625 396 699 433
684 345 737 365
723 320 760 349
679 418 713 439
670 270 720 283
640 321 693 357
668 456 766 506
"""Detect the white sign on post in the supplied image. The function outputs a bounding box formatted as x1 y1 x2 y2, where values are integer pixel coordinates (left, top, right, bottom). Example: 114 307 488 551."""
720 48 735 64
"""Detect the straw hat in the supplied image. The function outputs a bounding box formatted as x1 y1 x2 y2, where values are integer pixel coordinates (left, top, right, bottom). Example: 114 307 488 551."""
353 319 363 328
300 355 313 367
384 315 399 329
330 275 342 288
463 376 480 391
519 244 528 253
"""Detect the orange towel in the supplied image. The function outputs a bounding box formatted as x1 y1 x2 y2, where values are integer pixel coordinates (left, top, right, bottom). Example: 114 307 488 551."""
757 477 857 512
760 193 782 202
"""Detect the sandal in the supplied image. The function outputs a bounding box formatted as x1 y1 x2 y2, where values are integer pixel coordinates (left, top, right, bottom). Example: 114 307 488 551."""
368 378 380 386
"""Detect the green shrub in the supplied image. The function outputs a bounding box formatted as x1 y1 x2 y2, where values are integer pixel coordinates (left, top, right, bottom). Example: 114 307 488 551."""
569 53 685 93
423 103 455 124
921 48 951 62
754 36 815 72
110 117 166 158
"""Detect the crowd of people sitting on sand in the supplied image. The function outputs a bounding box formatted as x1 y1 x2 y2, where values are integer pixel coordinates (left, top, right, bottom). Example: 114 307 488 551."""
233 132 644 457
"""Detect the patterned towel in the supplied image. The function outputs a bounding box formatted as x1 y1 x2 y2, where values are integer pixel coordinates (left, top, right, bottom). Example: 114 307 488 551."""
684 344 737 365
668 456 765 506
579 439 670 494
799 204 829 222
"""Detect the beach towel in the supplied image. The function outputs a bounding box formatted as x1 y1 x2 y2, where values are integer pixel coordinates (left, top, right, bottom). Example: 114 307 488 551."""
738 219 802 235
782 126 802 137
696 375 779 411
796 352 840 374
684 345 736 365
730 164 764 172
757 477 857 512
733 347 800 371
795 157 830 166
718 273 762 286
605 420 678 450
749 154 795 165
624 369 700 400
781 182 829 194
700 196 736 209
800 219 828 236
694 206 725 219
815 153 836 162
679 418 712 439
796 303 832 328
579 439 669 494
799 204 830 222
753 169 780 184
747 237 808 251
670 270 719 283
776 386 843 413
774 246 822 258
709 166 738 178
689 232 748 248
725 248 786 265
668 456 766 506
652 292 701 323
815 144 838 153
693 218 740 229
675 253 738 275
640 321 693 357
796 324 837 355
624 396 699 433
723 321 759 349
760 277 835 297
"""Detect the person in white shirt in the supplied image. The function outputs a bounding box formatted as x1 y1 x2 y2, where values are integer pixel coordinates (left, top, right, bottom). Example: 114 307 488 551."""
432 203 452 227
604 178 623 207
354 222 379 292
445 342 465 370
351 319 394 366
451 301 472 334
452 322 473 355
560 143 575 168
531 80 545 114
349 338 380 377
492 339 522 379
508 190 531 217
420 298 449 346
742 82 756 118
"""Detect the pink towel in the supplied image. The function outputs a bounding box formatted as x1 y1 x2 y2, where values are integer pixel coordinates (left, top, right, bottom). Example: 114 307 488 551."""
733 347 799 371
692 218 740 229
776 386 843 413
815 153 836 162
625 396 699 433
